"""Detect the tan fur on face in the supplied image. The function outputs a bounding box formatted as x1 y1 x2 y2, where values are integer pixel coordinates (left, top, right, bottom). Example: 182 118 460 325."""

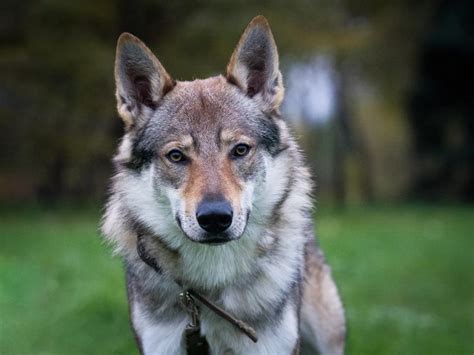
219 157 243 212
181 153 243 215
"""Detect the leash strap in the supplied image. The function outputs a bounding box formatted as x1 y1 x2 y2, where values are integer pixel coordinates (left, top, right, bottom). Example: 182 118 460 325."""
187 289 258 343
136 234 258 344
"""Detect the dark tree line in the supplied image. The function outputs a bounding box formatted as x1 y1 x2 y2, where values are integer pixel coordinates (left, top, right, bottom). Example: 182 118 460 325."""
0 0 472 203
409 0 474 201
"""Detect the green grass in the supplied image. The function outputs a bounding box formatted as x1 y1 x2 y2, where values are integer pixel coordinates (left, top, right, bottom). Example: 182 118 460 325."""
1 205 473 354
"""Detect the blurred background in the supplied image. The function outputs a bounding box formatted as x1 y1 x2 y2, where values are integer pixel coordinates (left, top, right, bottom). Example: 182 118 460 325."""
1 0 473 354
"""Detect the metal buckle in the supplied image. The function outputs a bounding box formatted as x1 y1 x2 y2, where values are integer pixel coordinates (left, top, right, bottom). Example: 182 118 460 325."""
179 291 200 330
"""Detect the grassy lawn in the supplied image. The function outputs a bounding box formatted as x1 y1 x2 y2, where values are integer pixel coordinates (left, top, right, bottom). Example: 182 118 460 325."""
1 205 473 354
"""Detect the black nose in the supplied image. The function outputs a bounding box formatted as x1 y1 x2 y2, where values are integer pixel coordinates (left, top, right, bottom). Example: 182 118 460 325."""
196 199 233 234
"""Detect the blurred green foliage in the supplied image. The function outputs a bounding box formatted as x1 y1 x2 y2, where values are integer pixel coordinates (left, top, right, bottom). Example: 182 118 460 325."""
1 205 473 354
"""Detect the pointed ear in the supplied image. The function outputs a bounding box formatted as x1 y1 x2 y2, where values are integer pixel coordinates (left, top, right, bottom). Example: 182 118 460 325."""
115 33 175 128
226 16 284 113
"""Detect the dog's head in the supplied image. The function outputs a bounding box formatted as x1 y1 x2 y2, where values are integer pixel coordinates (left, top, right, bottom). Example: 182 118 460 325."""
114 16 287 245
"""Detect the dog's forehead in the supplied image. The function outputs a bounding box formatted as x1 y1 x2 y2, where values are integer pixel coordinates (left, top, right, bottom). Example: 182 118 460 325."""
156 76 256 132
142 76 280 155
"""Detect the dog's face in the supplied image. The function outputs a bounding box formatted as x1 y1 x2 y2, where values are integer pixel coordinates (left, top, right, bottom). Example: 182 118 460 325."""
144 79 283 244
114 16 285 245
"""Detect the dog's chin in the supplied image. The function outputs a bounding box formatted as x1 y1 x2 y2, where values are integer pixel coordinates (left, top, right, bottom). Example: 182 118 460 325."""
189 233 242 246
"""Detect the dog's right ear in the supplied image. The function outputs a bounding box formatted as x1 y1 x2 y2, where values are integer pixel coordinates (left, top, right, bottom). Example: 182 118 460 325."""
226 16 284 114
115 33 174 129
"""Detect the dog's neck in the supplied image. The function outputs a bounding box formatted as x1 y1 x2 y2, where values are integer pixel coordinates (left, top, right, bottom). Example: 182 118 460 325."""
133 219 269 291
136 233 259 344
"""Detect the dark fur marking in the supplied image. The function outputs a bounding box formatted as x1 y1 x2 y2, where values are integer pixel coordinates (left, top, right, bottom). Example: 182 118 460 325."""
215 125 223 150
125 147 154 170
257 115 280 155
273 143 290 156
293 266 303 326
126 267 145 354
267 277 300 326
124 120 156 170
270 171 295 225
175 216 182 229
235 268 301 328
137 234 164 275
291 268 303 354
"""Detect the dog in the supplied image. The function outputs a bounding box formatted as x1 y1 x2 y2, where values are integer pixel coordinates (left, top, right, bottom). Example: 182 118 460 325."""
101 15 345 355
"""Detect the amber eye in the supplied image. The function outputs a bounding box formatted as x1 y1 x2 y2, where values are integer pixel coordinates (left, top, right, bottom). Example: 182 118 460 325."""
232 143 250 158
167 149 186 163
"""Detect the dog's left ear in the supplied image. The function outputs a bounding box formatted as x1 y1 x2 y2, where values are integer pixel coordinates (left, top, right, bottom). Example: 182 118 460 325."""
115 33 175 129
226 16 284 113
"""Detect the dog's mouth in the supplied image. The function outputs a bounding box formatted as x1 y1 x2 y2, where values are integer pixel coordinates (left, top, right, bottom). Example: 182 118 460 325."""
197 235 232 246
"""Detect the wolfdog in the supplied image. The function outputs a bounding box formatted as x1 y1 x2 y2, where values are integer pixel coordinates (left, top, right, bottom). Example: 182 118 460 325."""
102 15 345 355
